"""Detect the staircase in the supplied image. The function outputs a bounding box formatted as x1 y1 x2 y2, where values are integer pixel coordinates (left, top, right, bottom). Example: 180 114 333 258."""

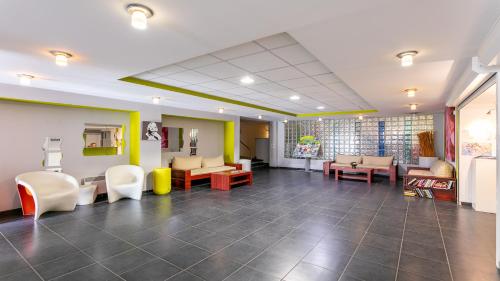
251 158 268 169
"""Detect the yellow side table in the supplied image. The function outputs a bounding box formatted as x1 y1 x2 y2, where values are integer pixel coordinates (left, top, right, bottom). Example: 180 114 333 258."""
153 168 171 195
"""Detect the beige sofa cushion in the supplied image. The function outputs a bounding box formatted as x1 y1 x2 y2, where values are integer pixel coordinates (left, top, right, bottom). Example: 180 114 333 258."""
172 156 202 170
331 163 352 168
430 160 453 178
358 164 391 170
202 155 224 168
362 156 394 167
191 166 236 176
336 155 362 164
408 169 434 177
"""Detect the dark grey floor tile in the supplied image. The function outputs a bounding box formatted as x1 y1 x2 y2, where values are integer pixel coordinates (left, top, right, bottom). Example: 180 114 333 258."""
316 237 359 256
354 244 399 268
51 264 121 281
247 251 301 278
188 253 242 281
266 237 316 258
396 269 443 281
192 233 236 253
368 224 403 240
140 236 187 257
344 258 397 281
284 261 342 281
33 251 94 280
404 230 444 248
0 246 30 277
82 239 134 261
170 227 212 243
167 271 205 281
398 253 452 281
118 228 164 246
302 247 351 273
401 240 447 263
1 269 43 281
162 244 211 269
101 248 156 275
360 232 401 253
225 266 280 281
120 259 180 281
217 241 264 264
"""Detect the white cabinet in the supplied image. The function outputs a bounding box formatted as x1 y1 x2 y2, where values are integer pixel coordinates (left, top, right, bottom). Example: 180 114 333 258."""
471 157 496 213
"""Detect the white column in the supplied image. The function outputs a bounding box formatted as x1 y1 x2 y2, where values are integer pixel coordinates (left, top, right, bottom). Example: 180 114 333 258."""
496 75 500 268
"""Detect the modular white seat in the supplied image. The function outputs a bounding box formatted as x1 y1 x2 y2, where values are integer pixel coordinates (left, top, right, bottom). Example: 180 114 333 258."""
15 171 79 220
105 165 144 203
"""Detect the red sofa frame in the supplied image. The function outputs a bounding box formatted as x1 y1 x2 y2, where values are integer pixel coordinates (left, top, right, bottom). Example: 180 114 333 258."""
170 163 242 190
323 160 397 184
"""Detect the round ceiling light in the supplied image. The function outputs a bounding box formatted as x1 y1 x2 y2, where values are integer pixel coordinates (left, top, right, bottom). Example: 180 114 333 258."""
404 88 417 98
290 95 300 101
410 104 417 111
17 74 34 86
49 50 72 66
258 115 262 119
358 115 364 120
397 51 418 67
316 106 325 110
127 3 154 30
218 107 224 114
152 97 161 104
240 76 255 85
283 119 288 123
318 117 323 122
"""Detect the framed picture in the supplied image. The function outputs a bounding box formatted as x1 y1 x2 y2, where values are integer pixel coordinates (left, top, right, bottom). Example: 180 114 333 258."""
142 121 162 141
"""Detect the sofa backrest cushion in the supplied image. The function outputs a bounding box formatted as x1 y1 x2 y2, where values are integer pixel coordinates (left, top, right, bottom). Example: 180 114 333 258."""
202 155 225 168
362 156 394 167
336 155 362 164
172 156 202 170
430 160 453 178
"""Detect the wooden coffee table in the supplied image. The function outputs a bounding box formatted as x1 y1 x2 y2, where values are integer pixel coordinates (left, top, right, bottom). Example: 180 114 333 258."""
211 170 253 191
334 166 374 184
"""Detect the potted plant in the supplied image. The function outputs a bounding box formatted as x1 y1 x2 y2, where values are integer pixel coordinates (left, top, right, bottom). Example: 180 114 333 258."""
417 131 438 168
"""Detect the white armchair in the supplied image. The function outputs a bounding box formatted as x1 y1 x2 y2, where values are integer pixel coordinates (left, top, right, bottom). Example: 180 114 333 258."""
105 165 144 203
15 171 79 220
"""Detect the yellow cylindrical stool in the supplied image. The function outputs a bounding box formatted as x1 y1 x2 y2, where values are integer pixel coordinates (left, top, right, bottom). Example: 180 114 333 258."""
153 168 171 195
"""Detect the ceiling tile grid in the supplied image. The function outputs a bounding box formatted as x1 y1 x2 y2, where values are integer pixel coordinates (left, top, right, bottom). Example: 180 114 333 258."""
133 33 373 114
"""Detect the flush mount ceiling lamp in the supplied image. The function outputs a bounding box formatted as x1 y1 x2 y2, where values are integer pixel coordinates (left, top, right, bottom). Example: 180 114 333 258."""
410 104 417 111
290 95 300 101
257 115 262 119
316 106 325 110
127 3 154 30
218 107 224 114
152 97 160 104
17 74 34 86
404 88 417 98
49 50 72 66
396 51 418 67
318 117 323 122
240 75 255 85
283 119 288 123
358 115 364 120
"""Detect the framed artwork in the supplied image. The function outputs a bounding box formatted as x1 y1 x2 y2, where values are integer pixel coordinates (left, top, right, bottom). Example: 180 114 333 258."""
445 107 455 161
142 121 162 141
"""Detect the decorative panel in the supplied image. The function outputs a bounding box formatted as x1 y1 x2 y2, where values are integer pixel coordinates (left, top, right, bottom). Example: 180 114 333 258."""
284 114 434 164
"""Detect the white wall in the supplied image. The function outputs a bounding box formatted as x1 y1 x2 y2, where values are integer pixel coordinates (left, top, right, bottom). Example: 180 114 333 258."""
161 116 224 165
0 83 240 212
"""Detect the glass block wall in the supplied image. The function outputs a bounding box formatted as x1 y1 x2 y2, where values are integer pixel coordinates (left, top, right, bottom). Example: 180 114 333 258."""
284 114 434 164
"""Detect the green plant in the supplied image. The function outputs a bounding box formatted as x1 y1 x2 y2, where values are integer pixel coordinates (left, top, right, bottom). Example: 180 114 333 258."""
299 135 319 145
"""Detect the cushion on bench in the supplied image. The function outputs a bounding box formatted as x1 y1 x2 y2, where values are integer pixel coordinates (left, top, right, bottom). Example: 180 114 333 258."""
191 166 236 176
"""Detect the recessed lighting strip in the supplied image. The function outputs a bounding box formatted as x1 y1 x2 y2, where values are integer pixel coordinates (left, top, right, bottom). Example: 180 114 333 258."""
119 76 378 117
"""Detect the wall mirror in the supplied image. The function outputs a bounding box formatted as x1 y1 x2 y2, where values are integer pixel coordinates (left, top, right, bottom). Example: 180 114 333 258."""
162 127 184 152
83 124 123 156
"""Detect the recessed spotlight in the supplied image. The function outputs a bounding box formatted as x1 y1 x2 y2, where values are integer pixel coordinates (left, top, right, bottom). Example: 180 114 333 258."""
49 50 72 66
316 106 325 110
258 115 262 119
290 95 300 101
397 51 418 67
152 97 160 104
240 76 255 85
17 74 34 86
318 117 323 122
127 3 154 30
410 104 417 111
283 119 288 123
218 107 224 114
358 115 363 120
404 88 417 98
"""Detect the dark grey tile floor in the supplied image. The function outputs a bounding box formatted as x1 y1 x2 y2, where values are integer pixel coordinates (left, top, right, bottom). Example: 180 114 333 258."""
0 168 498 281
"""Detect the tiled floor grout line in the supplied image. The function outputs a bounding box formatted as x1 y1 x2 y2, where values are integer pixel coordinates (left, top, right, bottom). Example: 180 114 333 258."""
337 189 391 281
276 190 365 280
433 200 454 281
0 231 45 281
393 200 410 281
37 223 127 281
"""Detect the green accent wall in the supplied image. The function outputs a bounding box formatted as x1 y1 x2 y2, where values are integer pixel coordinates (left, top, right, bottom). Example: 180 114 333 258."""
224 121 235 163
83 147 118 156
130 111 141 165
296 109 378 117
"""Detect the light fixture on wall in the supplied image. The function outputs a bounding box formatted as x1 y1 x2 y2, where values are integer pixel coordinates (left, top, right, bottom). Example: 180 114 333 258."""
410 104 417 111
283 119 288 123
218 107 224 114
127 3 154 30
404 88 417 98
316 106 325 110
152 97 161 104
290 95 300 100
358 115 363 120
240 75 255 85
49 51 72 66
397 51 418 67
258 115 262 119
318 117 323 122
17 74 34 86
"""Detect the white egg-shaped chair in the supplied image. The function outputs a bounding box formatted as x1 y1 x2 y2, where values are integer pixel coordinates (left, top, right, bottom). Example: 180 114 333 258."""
15 171 79 220
105 165 144 203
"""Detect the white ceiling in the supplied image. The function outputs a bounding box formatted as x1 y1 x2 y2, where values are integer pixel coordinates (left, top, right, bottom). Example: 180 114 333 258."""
134 33 371 114
0 0 499 119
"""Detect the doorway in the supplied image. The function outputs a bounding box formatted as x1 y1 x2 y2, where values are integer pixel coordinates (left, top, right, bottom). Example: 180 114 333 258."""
240 118 270 169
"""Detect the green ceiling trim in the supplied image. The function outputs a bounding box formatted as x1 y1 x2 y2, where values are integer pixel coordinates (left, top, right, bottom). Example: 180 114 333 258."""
296 109 378 117
0 96 133 112
120 76 296 116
